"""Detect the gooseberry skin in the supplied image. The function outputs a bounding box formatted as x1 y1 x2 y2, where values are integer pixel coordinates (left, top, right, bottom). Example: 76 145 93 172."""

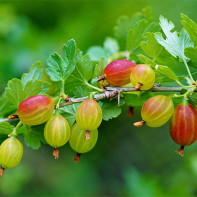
44 114 70 148
170 102 197 146
0 136 23 169
130 64 155 90
17 95 55 126
76 99 102 131
104 59 136 86
69 123 98 154
141 95 174 127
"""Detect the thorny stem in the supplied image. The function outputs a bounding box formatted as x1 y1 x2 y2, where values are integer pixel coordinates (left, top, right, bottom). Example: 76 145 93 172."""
2 86 197 123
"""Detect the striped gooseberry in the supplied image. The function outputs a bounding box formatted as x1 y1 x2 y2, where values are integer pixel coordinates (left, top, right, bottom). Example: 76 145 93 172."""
76 99 102 140
130 64 155 90
0 136 23 177
44 114 70 159
17 95 55 126
69 123 98 162
134 95 174 127
98 59 136 86
170 101 197 157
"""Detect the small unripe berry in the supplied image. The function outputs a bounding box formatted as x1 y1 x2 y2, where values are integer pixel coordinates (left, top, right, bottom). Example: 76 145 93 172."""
0 136 23 177
170 101 197 157
17 95 55 126
69 123 98 162
44 114 70 159
130 64 155 90
134 95 174 127
76 99 102 139
99 59 136 86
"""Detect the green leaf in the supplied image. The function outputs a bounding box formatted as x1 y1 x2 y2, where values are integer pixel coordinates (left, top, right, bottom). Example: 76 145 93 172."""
23 80 44 98
47 39 82 82
93 57 108 78
47 52 66 81
154 16 194 62
137 54 156 67
64 55 95 97
62 39 82 80
5 78 47 107
24 124 46 150
5 78 24 106
87 46 108 62
155 65 178 81
99 100 122 121
59 103 79 127
184 47 197 64
104 37 119 54
124 92 153 107
181 14 197 46
0 122 14 135
21 61 44 86
0 93 16 118
127 20 159 52
141 32 163 59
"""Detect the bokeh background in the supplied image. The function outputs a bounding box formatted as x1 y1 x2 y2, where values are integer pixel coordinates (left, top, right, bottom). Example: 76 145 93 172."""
1 0 197 196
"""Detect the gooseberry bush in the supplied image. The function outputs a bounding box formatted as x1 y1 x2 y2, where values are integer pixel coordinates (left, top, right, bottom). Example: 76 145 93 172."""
1 7 197 177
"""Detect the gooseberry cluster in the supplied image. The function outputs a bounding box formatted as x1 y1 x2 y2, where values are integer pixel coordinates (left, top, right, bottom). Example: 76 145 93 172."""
0 59 197 177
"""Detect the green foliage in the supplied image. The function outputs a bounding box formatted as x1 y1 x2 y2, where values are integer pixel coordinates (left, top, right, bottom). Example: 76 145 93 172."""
47 39 82 82
1 8 197 159
154 16 194 62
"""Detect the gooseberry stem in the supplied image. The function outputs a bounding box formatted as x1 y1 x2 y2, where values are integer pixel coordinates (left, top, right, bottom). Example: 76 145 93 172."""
9 121 23 137
183 60 195 83
85 81 103 92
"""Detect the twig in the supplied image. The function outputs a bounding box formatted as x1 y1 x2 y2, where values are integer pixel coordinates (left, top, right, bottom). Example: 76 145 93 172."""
1 86 196 123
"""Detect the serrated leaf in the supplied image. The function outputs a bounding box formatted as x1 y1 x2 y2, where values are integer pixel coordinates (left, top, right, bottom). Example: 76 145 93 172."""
0 122 14 135
47 52 66 81
59 103 79 127
64 55 95 97
5 78 24 106
21 61 44 86
141 32 163 59
5 78 47 107
93 57 108 78
62 39 82 79
127 20 159 52
104 37 119 54
156 65 178 81
47 39 82 82
181 14 197 46
99 100 122 121
154 16 194 62
24 124 46 150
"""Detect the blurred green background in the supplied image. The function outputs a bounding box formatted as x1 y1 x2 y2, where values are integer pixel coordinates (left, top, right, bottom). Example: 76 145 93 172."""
1 0 197 196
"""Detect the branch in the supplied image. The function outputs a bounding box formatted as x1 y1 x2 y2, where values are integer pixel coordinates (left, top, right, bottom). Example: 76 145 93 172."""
1 86 196 123
106 86 197 92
